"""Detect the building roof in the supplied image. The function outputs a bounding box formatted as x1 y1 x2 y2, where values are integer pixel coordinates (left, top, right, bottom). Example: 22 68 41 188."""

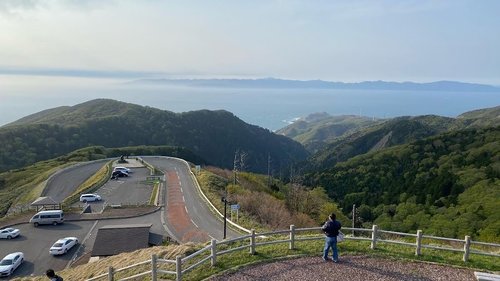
92 224 152 257
31 196 58 206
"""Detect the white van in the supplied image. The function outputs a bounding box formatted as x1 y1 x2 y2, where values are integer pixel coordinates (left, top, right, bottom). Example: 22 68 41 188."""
29 210 64 226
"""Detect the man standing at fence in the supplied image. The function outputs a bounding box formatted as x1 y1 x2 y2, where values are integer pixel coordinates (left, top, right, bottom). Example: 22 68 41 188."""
322 213 342 262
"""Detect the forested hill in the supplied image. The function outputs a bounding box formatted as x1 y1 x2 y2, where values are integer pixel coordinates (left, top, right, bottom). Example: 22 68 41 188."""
276 113 381 152
305 115 458 171
0 99 308 173
307 125 500 241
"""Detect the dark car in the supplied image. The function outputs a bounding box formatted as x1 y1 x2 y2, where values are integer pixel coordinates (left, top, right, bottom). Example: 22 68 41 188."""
111 170 129 179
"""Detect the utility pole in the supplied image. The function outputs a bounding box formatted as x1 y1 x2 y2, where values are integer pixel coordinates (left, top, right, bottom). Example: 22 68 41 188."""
267 153 271 188
352 204 356 237
233 151 239 185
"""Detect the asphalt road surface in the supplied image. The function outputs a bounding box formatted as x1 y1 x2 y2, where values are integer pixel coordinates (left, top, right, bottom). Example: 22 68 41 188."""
143 156 241 242
0 221 95 278
42 160 108 203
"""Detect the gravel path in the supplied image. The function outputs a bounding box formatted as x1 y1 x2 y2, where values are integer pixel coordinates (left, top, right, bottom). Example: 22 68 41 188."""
208 255 475 281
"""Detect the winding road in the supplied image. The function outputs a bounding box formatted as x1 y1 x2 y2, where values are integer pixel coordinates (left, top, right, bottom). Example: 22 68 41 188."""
2 156 241 278
143 156 241 242
42 159 108 203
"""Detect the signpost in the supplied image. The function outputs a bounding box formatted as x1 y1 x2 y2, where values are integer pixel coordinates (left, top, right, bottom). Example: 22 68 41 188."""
231 204 240 222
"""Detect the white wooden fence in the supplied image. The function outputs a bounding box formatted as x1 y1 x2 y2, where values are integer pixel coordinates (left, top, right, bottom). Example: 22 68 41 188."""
86 225 500 281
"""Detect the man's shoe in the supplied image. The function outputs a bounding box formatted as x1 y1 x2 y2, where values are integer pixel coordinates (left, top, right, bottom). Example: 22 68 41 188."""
322 257 328 262
333 259 338 263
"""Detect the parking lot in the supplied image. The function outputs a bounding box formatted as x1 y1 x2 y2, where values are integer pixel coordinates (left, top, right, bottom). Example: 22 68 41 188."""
74 167 154 213
0 221 95 278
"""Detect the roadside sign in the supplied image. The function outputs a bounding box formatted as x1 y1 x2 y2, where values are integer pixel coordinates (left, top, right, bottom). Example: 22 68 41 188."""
231 204 240 210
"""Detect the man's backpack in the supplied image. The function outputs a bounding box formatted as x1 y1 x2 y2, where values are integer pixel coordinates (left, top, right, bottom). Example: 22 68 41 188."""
54 275 63 281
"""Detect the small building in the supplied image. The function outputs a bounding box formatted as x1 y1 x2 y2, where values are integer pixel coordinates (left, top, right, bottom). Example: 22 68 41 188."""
30 196 61 211
91 224 163 257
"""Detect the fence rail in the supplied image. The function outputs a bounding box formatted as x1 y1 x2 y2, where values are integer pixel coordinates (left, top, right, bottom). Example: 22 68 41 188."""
85 225 500 281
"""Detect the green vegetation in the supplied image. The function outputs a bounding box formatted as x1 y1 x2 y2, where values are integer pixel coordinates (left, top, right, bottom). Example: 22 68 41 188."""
308 125 500 242
0 99 308 173
277 113 382 152
195 166 349 232
306 115 460 171
149 182 160 205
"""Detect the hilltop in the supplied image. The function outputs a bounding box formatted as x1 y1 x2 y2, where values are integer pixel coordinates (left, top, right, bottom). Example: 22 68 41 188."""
0 99 308 173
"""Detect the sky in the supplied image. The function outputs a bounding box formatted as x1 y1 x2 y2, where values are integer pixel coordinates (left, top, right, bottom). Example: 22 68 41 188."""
0 0 499 84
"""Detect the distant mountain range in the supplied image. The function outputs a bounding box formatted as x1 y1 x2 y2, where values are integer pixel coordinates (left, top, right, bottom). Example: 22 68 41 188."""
133 78 500 92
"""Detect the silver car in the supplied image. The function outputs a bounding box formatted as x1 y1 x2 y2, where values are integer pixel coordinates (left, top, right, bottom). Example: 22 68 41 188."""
0 228 20 239
0 252 24 277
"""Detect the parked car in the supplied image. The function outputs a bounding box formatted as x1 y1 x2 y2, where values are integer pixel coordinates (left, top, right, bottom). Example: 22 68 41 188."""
0 228 20 239
0 252 24 277
113 166 132 173
29 210 64 226
111 170 129 179
49 237 79 255
80 194 102 202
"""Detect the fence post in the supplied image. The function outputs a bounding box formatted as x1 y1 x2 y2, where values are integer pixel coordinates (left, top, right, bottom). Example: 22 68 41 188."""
151 254 157 281
211 239 217 266
176 256 182 281
415 230 422 256
289 225 295 250
370 225 378 250
250 229 256 255
463 235 471 262
108 266 114 281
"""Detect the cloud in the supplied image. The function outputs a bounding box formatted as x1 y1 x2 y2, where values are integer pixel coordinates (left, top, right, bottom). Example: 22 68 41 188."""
0 0 112 16
0 0 43 15
0 66 160 79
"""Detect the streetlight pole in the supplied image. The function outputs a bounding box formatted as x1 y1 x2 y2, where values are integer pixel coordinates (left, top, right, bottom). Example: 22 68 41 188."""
223 196 227 239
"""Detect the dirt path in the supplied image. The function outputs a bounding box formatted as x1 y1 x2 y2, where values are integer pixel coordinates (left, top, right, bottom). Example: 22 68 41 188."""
208 255 476 281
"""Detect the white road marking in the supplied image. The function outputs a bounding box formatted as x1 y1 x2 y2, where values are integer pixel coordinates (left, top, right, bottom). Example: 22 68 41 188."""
182 196 185 202
185 206 188 213
191 219 199 228
179 181 182 186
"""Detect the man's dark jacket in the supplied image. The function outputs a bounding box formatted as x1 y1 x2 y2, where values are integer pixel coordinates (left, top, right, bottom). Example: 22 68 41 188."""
322 220 341 237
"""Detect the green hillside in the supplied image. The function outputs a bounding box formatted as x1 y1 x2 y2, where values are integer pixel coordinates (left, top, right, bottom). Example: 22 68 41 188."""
307 125 500 241
457 105 500 127
306 115 458 171
284 106 499 172
276 113 381 152
0 99 308 173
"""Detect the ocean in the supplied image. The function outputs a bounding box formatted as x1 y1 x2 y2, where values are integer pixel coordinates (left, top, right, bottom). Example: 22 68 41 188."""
1 78 499 131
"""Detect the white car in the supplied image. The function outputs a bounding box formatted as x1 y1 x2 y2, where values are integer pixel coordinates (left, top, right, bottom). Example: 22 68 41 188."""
80 194 102 202
113 167 132 174
0 252 24 277
0 228 20 239
49 237 79 255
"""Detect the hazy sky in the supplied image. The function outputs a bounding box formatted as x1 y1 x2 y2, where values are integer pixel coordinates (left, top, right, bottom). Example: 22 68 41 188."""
1 0 499 83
